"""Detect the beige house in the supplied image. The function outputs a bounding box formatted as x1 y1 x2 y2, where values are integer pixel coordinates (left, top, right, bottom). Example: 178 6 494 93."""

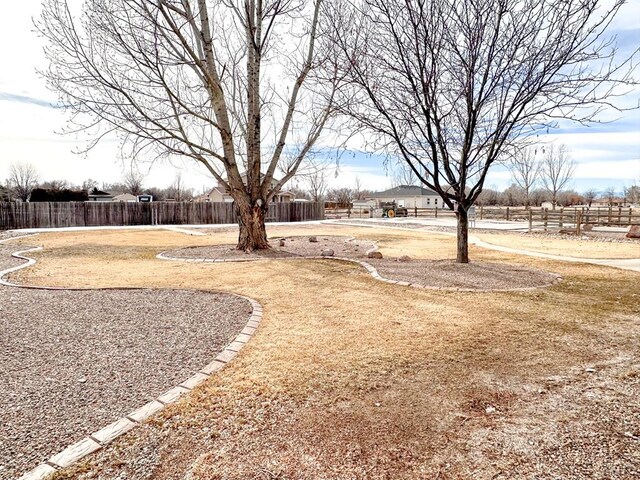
197 176 295 203
112 193 138 202
366 185 442 209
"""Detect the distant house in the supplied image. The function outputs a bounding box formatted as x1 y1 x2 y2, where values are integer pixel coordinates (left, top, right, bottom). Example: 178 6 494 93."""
112 193 138 202
591 197 630 208
196 175 295 203
366 185 442 209
87 189 114 202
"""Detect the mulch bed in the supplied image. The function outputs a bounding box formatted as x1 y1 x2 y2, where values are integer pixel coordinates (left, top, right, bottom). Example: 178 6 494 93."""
0 242 252 480
165 236 560 291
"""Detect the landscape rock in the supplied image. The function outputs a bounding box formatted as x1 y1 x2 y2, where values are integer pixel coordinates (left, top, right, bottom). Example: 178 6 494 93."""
309 236 318 243
626 225 640 239
321 249 335 257
367 251 383 259
398 255 411 262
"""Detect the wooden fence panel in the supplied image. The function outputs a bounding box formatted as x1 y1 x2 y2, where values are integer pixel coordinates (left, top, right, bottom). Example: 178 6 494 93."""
0 201 325 230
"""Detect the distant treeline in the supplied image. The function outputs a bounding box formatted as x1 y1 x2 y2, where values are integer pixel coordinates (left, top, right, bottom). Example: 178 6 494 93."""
29 188 89 202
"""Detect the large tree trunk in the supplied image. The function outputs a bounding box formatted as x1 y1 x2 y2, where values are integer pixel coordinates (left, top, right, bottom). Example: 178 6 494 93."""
456 206 469 263
236 199 270 252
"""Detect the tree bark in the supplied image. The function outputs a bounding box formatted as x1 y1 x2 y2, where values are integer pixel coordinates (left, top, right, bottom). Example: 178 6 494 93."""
236 199 269 252
456 206 469 264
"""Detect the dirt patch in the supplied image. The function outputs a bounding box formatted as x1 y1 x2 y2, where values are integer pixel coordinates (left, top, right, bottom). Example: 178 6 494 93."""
369 259 560 290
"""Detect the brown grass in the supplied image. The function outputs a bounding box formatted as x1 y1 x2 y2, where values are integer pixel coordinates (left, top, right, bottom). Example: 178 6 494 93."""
9 224 639 479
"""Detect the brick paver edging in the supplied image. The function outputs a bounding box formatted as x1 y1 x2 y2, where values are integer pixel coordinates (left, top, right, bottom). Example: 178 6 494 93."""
156 248 563 293
0 237 264 480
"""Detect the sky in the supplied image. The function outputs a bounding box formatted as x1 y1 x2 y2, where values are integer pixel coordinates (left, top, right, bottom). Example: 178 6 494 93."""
0 1 638 196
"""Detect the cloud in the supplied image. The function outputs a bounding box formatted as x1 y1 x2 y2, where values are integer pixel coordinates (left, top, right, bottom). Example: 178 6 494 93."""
0 91 60 109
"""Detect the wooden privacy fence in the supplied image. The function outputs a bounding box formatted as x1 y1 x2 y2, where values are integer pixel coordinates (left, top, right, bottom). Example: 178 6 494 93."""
0 201 325 230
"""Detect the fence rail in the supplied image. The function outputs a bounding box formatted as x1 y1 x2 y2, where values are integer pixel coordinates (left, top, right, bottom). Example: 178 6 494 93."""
325 205 639 229
0 201 325 230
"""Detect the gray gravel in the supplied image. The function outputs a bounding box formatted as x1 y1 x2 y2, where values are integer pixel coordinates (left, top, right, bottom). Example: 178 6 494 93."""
0 243 251 480
165 236 377 260
369 258 559 290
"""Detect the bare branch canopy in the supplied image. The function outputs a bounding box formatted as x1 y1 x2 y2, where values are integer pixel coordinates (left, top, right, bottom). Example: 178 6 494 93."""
39 0 337 250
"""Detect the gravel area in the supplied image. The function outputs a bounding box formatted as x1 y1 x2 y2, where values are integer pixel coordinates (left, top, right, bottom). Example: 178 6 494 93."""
165 235 377 260
0 243 26 273
0 245 251 480
0 231 29 242
368 259 560 290
166 236 559 290
519 230 639 244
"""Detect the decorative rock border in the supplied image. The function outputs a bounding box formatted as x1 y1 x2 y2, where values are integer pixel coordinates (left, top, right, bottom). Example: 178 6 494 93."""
157 243 563 293
0 238 263 480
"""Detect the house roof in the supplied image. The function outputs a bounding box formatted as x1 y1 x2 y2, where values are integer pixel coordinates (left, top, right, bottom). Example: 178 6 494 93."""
208 186 228 196
88 189 113 198
112 193 136 199
368 185 438 198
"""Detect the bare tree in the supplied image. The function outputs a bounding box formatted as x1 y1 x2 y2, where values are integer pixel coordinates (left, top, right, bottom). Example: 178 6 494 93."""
391 162 418 187
304 158 331 202
509 148 540 207
38 179 70 191
0 184 11 202
326 187 354 207
540 144 576 209
603 186 617 206
167 173 192 201
500 185 526 206
353 176 368 200
7 162 39 201
476 187 499 206
327 0 638 262
40 0 337 251
82 178 99 192
583 188 598 208
625 182 640 206
122 169 146 196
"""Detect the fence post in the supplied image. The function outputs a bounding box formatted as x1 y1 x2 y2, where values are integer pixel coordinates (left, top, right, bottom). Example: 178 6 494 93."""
528 209 532 233
435 206 438 218
414 206 417 218
480 205 484 220
608 207 612 225
559 207 564 229
618 207 622 225
506 207 510 222
576 210 582 236
629 207 633 225
543 208 548 232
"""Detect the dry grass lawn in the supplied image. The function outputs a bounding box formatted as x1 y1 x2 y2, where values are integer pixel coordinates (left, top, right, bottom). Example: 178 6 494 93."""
475 231 639 259
7 224 640 479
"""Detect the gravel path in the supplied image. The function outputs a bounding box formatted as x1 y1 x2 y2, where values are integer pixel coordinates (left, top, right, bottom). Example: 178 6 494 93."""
0 242 251 480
